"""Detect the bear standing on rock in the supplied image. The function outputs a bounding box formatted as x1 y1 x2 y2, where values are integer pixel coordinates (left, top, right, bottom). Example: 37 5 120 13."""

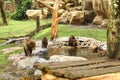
23 38 36 56
68 35 78 47
42 37 48 48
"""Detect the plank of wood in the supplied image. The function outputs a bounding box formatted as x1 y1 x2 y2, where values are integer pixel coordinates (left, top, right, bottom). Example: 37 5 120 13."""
34 58 110 70
79 72 120 80
62 66 120 79
50 61 120 79
53 60 120 72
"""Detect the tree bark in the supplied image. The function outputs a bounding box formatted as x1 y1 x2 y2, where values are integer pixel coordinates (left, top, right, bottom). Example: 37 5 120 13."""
0 0 8 25
50 0 59 40
36 16 40 32
34 0 59 40
107 0 120 59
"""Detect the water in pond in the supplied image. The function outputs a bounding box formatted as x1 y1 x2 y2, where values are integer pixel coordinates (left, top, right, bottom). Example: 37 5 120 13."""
45 47 100 60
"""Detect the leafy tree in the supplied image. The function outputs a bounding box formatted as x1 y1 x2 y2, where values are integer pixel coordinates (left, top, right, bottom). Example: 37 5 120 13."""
11 0 32 20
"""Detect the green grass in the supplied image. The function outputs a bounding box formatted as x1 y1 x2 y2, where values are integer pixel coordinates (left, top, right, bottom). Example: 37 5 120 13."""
0 19 51 38
33 24 107 41
0 19 106 41
0 44 23 64
0 20 35 38
0 40 6 44
0 43 23 74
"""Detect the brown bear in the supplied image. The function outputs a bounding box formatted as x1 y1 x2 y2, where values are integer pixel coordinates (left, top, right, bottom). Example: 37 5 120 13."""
68 35 78 47
23 38 36 56
42 37 48 48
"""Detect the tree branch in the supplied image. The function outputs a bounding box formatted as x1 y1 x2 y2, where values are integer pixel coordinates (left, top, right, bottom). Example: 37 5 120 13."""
34 0 53 11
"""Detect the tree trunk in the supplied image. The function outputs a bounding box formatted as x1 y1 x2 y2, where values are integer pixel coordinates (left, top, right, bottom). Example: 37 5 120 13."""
50 0 59 40
0 0 8 25
34 0 59 40
107 0 120 59
36 16 40 32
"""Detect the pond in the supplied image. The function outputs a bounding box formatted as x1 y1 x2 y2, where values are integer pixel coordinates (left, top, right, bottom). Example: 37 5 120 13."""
42 47 101 60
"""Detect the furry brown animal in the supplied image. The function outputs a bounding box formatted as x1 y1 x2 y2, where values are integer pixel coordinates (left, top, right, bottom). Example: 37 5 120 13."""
68 35 78 47
23 38 36 56
42 37 48 48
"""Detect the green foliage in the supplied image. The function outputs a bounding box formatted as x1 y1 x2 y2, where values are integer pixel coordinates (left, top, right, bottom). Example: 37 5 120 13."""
11 0 32 20
33 24 107 41
46 11 52 18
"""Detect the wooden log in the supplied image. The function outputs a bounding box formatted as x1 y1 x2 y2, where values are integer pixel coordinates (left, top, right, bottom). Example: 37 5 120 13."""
53 60 120 72
34 58 110 70
79 72 120 80
41 73 69 80
63 66 120 79
41 72 120 80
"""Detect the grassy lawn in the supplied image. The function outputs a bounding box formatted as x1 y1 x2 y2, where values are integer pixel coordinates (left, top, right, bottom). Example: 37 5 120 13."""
33 24 107 41
0 43 23 74
0 19 51 38
0 19 106 41
0 44 22 64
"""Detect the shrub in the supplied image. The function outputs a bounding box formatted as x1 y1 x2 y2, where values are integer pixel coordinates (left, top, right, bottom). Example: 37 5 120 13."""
11 0 32 20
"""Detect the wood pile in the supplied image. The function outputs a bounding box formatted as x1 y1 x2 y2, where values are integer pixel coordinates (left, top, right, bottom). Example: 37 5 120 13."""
34 57 120 80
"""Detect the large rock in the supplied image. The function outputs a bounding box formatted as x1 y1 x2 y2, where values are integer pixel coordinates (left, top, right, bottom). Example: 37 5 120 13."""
58 9 65 17
74 6 82 11
60 11 85 24
65 3 75 11
26 10 43 19
17 56 49 70
92 15 103 25
82 0 93 10
53 37 69 42
69 11 85 24
84 11 96 23
92 0 109 18
59 2 66 9
17 56 39 69
50 55 87 62
92 0 109 27
59 11 70 24
63 0 80 6
26 9 48 19
101 19 109 27
42 8 49 18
